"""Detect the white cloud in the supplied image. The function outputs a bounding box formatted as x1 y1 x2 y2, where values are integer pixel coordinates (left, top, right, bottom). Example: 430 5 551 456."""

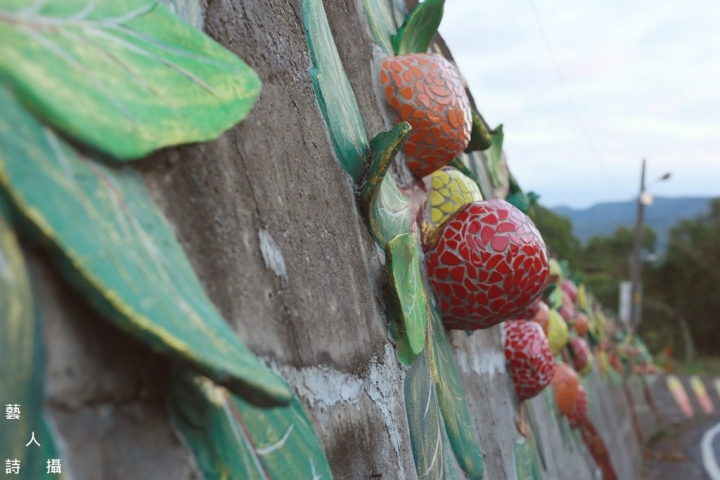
440 0 720 207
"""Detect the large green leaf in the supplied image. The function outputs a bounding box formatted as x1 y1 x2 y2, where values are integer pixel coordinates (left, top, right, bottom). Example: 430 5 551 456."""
0 86 291 406
392 0 445 55
404 349 447 480
303 0 369 181
385 233 426 365
361 0 396 54
426 304 485 480
0 0 260 160
171 373 333 480
368 172 412 246
0 212 62 479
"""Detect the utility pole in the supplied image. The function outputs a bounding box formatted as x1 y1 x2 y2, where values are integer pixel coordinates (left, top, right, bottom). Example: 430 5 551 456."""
629 159 646 329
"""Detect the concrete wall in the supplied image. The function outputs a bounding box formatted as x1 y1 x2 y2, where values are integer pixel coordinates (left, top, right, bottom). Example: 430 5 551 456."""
31 1 657 478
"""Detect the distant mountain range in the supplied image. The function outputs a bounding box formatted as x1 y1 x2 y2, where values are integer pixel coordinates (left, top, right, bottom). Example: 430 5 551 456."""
553 196 714 252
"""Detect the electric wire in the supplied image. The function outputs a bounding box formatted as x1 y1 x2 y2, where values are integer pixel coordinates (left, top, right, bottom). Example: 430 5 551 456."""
526 0 623 193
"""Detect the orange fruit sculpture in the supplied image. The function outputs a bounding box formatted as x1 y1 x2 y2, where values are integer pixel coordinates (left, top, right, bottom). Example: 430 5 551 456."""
380 53 471 178
568 384 588 428
552 363 580 415
573 312 589 336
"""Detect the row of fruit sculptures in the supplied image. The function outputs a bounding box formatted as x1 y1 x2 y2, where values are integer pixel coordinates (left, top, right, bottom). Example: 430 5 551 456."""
0 0 659 478
309 0 662 478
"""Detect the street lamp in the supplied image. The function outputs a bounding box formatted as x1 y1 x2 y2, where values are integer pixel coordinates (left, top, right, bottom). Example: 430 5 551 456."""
629 159 671 329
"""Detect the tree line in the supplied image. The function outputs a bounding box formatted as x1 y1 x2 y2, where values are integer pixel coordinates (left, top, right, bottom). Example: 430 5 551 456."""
529 198 720 358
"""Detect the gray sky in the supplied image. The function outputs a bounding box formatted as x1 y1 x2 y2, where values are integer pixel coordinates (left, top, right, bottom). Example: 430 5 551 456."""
439 1 720 208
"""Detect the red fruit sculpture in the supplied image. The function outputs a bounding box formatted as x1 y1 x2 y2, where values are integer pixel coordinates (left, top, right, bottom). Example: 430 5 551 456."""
561 279 578 303
530 301 550 336
502 321 556 401
571 337 590 372
568 384 588 428
553 363 579 415
559 305 574 322
425 200 550 330
380 53 472 178
573 312 589 336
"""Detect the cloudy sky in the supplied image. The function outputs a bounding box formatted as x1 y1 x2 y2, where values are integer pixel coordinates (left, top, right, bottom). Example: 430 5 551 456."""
439 1 720 208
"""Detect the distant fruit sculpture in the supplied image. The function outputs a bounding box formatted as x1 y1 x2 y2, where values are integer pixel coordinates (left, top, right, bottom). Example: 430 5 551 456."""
425 200 550 330
380 53 472 177
573 312 589 336
547 308 569 354
568 384 588 428
553 363 580 415
530 301 550 336
571 337 592 375
561 279 578 303
502 320 556 401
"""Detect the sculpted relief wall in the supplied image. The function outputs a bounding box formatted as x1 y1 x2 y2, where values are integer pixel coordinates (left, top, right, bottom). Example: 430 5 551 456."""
0 0 658 479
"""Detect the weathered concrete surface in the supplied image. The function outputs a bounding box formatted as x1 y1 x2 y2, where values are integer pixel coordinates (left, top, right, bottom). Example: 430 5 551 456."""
29 248 200 479
29 0 658 479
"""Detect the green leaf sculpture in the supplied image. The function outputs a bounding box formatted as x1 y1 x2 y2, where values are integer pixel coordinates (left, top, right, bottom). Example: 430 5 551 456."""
404 348 449 479
403 300 484 480
385 233 427 365
303 0 370 181
484 125 505 188
426 304 485 480
0 86 291 406
0 0 261 160
464 111 493 153
368 173 413 247
392 0 445 55
361 0 397 54
0 212 62 478
171 373 333 480
514 439 543 480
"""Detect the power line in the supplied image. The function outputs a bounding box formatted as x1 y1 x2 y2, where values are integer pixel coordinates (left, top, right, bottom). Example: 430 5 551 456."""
526 0 623 193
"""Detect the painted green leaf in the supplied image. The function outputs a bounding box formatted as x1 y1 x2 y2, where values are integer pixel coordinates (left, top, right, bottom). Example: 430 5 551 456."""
0 86 291 406
464 111 493 153
392 0 444 55
368 172 412 246
448 158 484 197
0 0 261 161
361 0 396 54
426 304 485 480
359 121 411 207
404 349 447 480
485 125 505 188
171 374 333 480
0 212 63 479
303 0 369 181
514 439 543 480
385 233 427 365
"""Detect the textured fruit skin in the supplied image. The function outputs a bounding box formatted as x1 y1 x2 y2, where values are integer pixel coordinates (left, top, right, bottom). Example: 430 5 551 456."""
571 337 591 372
423 167 482 235
573 313 589 336
380 54 471 178
502 321 556 401
568 384 588 428
553 363 580 416
425 200 550 330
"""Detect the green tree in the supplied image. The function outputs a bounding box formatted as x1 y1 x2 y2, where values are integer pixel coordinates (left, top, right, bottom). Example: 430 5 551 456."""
529 204 581 270
645 198 720 355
